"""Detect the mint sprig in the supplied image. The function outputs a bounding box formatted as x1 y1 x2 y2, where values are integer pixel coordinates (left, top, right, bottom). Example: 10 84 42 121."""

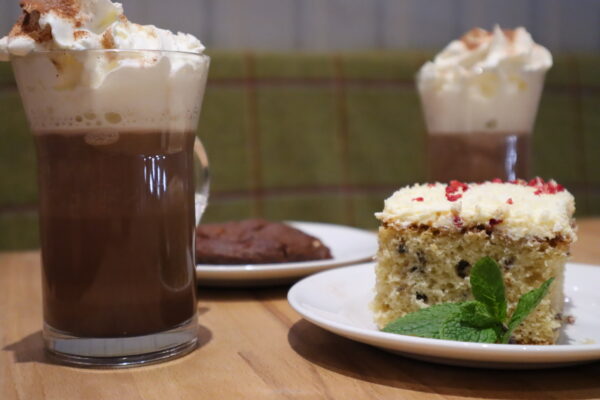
469 256 507 321
382 303 462 339
382 256 554 344
439 311 498 343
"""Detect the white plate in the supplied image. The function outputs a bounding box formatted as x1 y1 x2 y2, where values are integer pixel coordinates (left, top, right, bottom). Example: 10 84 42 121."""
195 221 377 286
288 262 600 369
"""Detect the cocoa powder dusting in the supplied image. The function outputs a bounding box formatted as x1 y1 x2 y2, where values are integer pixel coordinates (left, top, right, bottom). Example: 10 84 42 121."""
20 0 80 20
10 10 53 43
101 31 115 49
502 29 516 42
10 0 82 43
460 27 516 50
460 27 492 50
73 30 88 40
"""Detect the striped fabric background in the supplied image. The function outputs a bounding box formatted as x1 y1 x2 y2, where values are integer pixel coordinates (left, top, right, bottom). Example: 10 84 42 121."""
1 0 599 52
1 51 599 249
0 1 598 249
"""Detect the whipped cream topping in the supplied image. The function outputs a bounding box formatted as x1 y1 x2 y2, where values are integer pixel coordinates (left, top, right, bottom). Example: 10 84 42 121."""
0 0 204 60
1 0 208 133
376 180 576 242
417 26 552 134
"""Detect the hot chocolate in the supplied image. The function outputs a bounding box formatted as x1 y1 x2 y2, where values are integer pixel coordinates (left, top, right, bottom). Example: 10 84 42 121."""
427 132 531 182
36 131 197 337
416 26 551 182
3 0 210 366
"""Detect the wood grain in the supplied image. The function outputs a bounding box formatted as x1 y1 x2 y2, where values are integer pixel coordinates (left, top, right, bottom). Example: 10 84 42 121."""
1 220 600 400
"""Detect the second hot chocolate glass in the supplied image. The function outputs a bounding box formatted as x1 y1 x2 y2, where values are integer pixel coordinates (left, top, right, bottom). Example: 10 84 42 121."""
419 79 543 182
416 28 551 183
11 49 210 367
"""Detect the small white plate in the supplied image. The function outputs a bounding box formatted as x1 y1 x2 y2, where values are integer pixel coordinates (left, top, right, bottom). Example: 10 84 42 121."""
195 221 377 287
288 262 600 369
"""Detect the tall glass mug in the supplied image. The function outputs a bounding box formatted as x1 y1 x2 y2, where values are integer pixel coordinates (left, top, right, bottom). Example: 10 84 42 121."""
10 50 210 367
416 30 551 183
418 72 546 183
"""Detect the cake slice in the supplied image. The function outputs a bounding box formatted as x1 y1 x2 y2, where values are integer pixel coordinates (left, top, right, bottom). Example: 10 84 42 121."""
372 179 576 344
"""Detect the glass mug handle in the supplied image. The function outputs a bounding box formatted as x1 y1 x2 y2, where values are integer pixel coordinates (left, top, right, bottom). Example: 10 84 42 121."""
193 137 210 226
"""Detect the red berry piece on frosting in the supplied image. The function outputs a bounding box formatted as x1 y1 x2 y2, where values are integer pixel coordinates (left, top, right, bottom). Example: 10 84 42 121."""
445 180 469 202
528 177 565 195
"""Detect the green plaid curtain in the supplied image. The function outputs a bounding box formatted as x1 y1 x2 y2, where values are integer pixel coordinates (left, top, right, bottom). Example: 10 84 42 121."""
0 52 598 249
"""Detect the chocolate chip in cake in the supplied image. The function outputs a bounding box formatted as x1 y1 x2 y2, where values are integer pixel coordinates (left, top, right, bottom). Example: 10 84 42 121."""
455 260 471 278
554 313 563 321
415 292 428 303
416 250 426 266
502 256 516 270
397 241 407 254
409 266 423 273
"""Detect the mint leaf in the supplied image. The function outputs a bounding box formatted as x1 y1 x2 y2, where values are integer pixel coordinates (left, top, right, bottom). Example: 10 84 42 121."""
501 278 555 343
382 303 461 338
439 312 499 343
470 256 507 321
459 301 501 328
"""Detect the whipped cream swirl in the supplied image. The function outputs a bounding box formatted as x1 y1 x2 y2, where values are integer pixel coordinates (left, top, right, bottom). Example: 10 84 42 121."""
0 0 204 60
0 0 208 133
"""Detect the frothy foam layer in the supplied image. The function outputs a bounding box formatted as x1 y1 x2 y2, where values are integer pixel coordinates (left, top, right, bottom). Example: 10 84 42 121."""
1 0 207 133
417 26 552 134
11 50 209 132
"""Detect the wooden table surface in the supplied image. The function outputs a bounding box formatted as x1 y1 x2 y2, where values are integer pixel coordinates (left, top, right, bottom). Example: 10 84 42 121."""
1 218 600 400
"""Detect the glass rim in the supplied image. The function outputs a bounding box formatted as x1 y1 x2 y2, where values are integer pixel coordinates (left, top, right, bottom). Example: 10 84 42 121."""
12 48 209 59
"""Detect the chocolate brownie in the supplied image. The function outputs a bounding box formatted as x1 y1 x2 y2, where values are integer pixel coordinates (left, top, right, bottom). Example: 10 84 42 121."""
195 219 333 264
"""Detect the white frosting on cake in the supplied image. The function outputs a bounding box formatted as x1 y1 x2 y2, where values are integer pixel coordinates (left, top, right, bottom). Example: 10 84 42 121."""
0 0 208 133
417 26 552 134
376 181 576 241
